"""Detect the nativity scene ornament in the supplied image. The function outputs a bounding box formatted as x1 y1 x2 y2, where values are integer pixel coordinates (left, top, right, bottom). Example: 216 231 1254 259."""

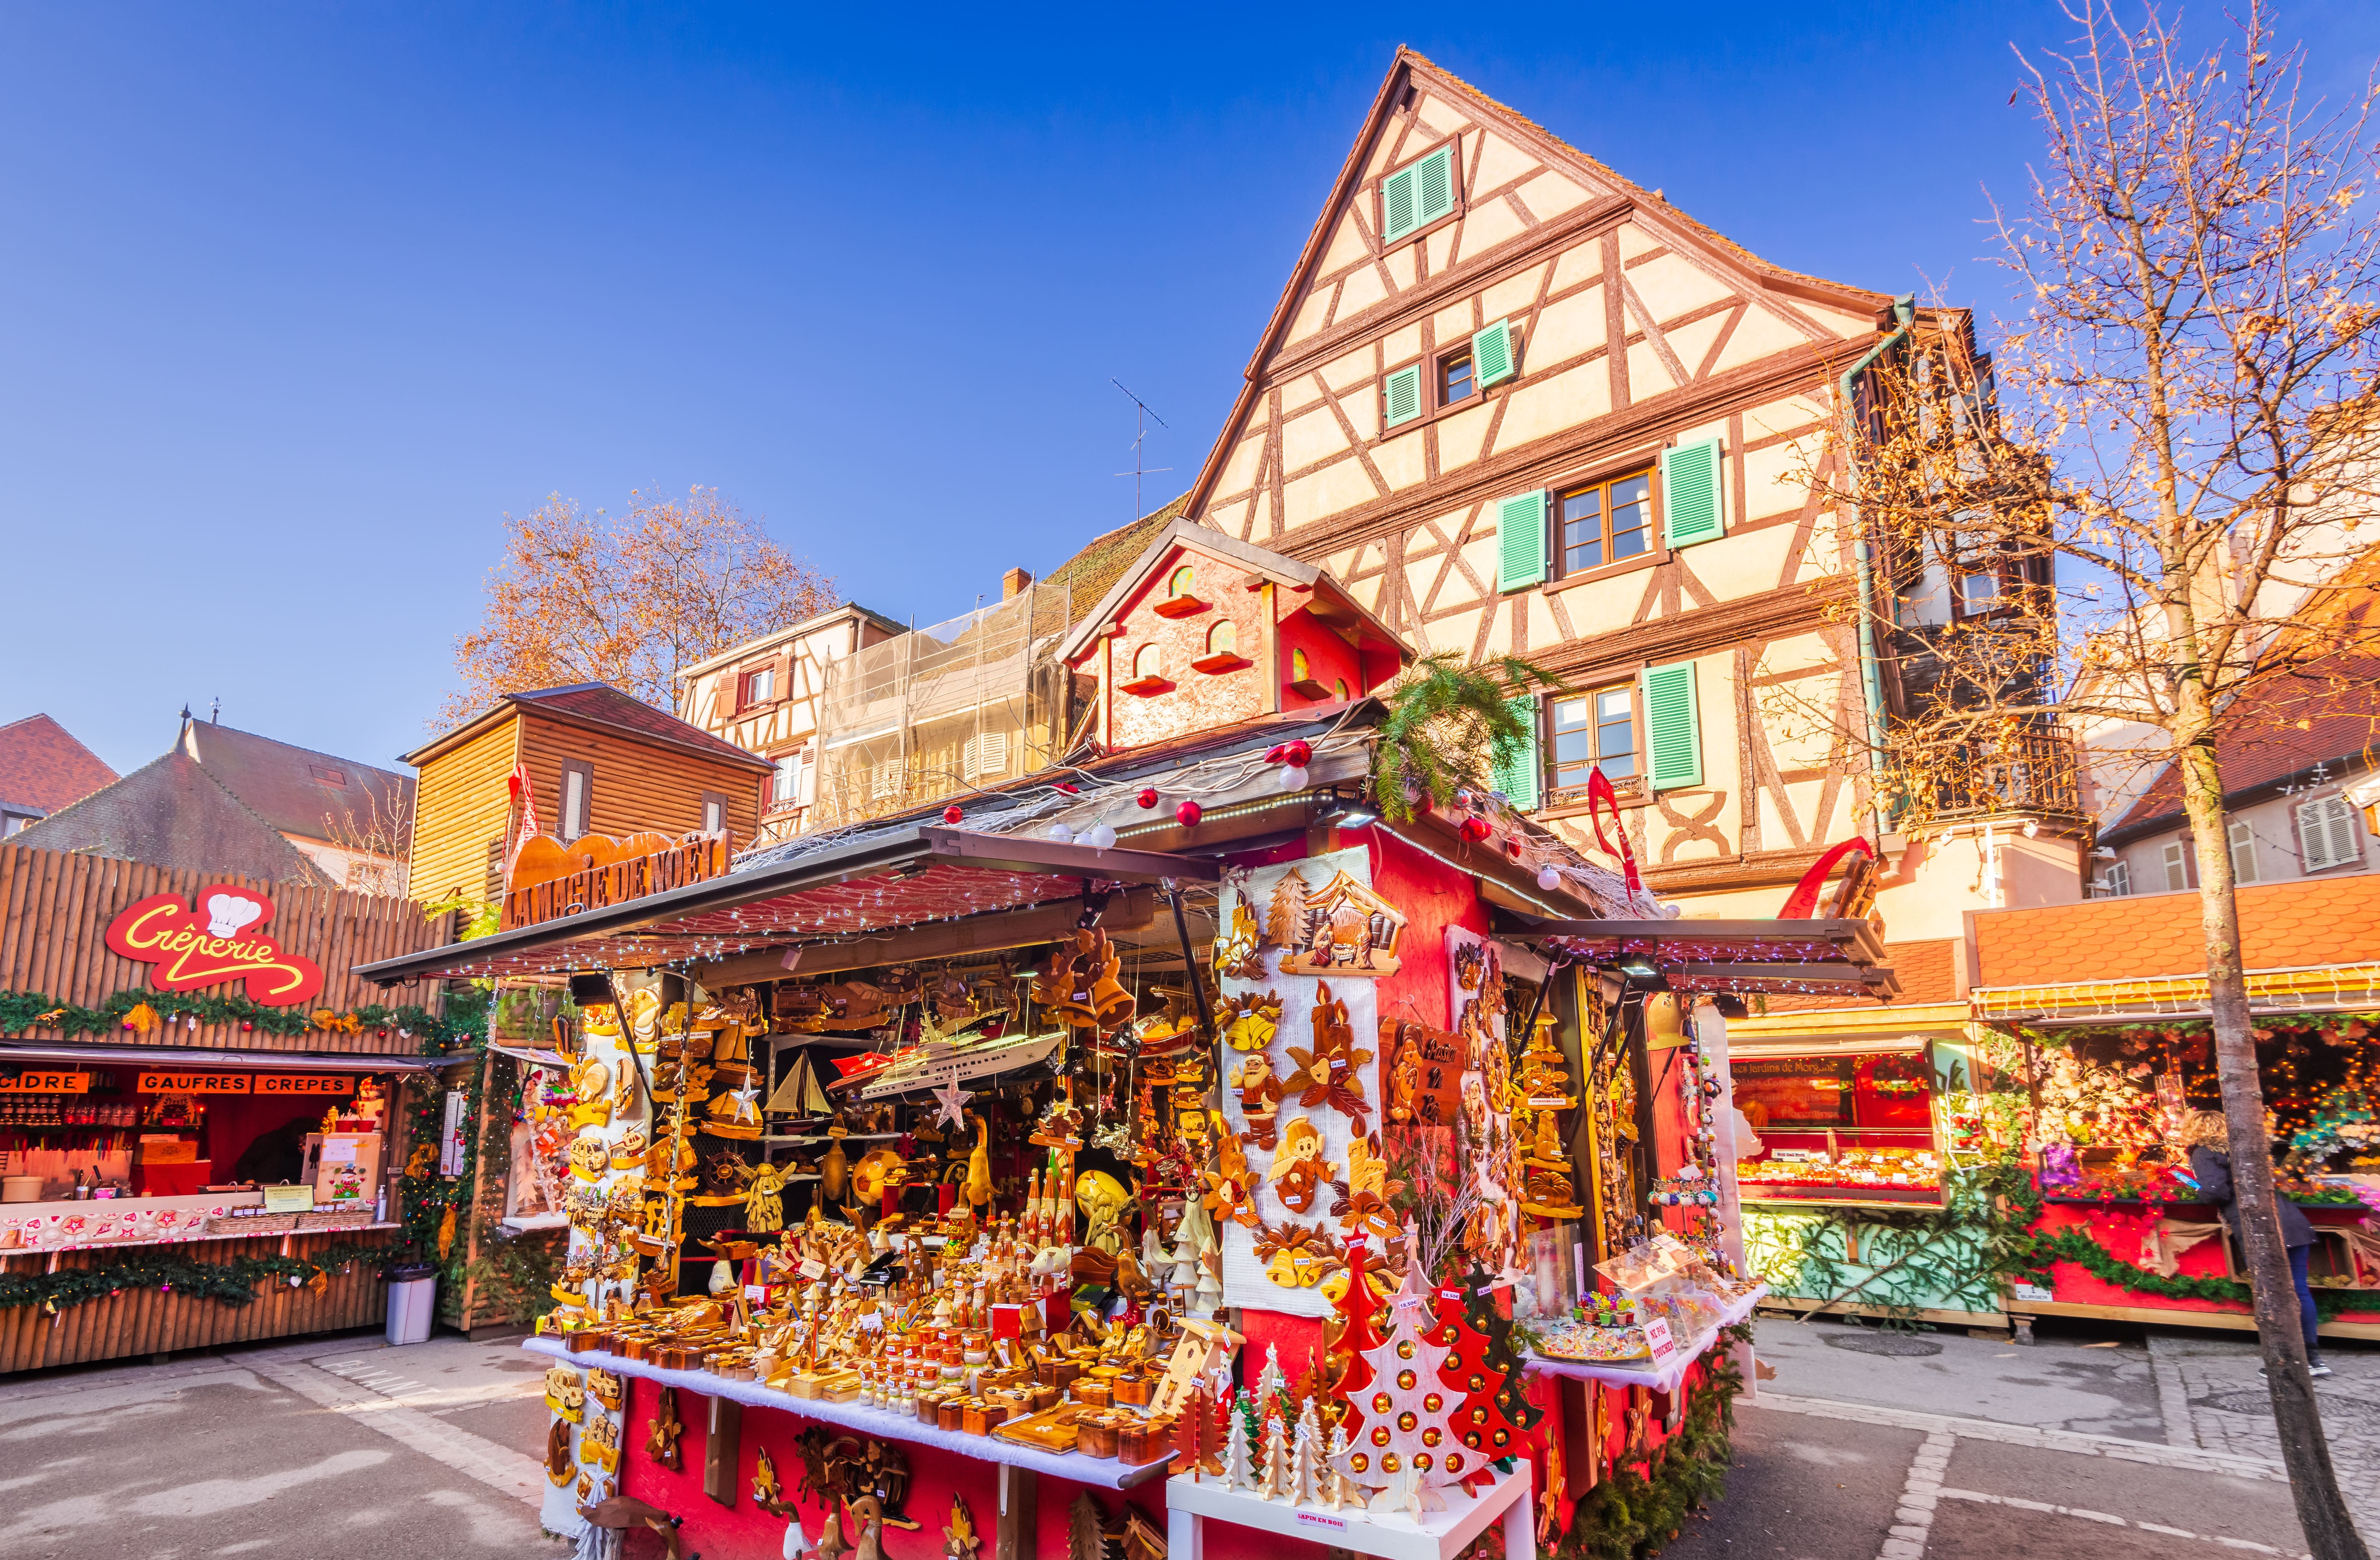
1263 868 1406 978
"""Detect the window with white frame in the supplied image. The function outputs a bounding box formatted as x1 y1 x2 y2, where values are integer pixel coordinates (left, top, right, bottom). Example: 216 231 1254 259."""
2099 858 2131 897
2161 838 2197 892
961 731 1010 781
2228 819 2259 885
773 749 809 806
2296 795 2363 872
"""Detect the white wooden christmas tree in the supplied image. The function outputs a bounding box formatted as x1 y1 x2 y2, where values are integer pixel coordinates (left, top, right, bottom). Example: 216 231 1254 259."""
1256 1343 1287 1410
1221 1403 1253 1491
1258 1413 1290 1501
1326 1247 1472 1511
1290 1400 1323 1506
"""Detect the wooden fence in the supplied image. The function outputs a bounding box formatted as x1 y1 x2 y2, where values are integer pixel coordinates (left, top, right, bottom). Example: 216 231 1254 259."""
0 844 451 1052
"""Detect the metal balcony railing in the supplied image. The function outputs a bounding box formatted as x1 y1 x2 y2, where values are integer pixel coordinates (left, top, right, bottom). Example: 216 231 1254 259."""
1892 730 2082 827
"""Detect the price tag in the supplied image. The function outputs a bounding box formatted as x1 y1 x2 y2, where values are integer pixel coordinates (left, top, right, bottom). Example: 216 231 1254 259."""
799 1258 828 1281
1645 1318 1677 1361
2012 1281 2053 1302
744 1285 770 1303
262 1185 315 1213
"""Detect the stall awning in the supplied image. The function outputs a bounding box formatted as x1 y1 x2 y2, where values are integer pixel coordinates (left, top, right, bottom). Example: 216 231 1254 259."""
1519 918 1899 999
1974 960 2380 1024
353 822 1218 986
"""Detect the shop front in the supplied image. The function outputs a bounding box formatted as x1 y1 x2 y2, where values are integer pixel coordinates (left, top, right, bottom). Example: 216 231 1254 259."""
0 844 461 1371
352 527 1896 1560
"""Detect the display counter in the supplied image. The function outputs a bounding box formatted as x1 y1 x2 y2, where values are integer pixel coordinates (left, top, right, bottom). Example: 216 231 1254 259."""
1524 1284 1764 1395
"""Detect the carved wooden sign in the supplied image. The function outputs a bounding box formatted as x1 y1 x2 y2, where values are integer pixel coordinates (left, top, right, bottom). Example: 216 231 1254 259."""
503 835 734 931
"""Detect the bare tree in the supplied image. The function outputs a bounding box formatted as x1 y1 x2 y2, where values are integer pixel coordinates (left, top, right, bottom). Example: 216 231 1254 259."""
443 486 837 725
1811 6 2380 1552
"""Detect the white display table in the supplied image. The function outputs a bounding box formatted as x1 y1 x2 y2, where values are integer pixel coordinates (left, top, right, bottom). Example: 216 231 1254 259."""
1165 1459 1534 1560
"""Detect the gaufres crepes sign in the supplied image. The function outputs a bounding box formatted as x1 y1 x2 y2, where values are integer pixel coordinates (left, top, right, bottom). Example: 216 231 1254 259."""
103 886 327 1007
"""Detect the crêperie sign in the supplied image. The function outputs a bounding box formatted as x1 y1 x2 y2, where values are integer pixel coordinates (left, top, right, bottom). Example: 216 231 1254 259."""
103 886 327 1007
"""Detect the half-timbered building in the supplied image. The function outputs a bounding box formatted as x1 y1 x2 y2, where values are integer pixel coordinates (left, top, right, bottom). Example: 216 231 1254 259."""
1180 50 2090 981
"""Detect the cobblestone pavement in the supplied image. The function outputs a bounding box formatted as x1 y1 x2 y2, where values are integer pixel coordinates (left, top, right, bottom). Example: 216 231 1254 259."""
2149 1331 2380 1535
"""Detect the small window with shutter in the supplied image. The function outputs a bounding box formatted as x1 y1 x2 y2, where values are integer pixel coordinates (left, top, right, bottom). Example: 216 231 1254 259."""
2296 795 2363 872
1383 364 1423 429
2162 838 2197 892
1496 490 1548 593
1642 661 1702 790
1660 438 1726 548
2228 819 2259 884
1380 143 1458 243
700 792 728 835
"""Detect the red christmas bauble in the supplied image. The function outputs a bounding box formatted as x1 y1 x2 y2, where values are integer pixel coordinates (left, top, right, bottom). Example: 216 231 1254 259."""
1504 838 1523 860
1176 801 1203 828
1282 739 1312 767
1459 817 1493 845
942 805 964 824
1137 788 1159 808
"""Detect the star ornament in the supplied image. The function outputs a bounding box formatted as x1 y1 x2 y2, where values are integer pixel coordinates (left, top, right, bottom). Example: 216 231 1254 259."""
932 1080 972 1128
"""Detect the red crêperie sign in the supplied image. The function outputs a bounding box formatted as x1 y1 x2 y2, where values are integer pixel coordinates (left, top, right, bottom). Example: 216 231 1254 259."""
103 887 327 1007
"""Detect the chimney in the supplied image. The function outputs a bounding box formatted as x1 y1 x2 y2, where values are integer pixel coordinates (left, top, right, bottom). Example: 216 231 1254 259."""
1001 567 1034 600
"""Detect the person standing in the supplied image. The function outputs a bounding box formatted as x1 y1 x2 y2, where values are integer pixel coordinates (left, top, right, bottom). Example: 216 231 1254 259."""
2183 1111 2331 1378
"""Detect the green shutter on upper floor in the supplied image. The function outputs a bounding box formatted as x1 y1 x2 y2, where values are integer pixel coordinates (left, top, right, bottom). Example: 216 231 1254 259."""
1416 146 1455 226
1381 165 1419 242
1493 694 1541 812
1496 490 1547 592
1383 365 1423 429
1473 318 1515 387
1660 437 1725 548
1643 660 1702 790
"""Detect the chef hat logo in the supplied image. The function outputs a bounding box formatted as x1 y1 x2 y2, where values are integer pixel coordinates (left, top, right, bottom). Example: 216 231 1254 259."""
204 893 266 938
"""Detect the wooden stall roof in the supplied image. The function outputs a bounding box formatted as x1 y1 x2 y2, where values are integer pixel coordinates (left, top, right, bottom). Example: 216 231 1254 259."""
0 843 452 1051
1519 917 1899 998
353 823 1218 986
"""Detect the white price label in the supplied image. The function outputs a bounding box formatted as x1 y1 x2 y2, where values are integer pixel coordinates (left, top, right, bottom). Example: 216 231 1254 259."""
1645 1318 1677 1360
799 1258 828 1281
2012 1281 2053 1302
744 1285 769 1302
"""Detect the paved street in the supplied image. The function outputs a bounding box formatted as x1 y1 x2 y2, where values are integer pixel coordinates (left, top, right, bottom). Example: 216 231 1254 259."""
0 1316 2370 1558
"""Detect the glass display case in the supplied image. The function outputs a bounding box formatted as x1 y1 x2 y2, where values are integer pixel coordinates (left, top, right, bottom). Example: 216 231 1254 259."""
1733 1046 1947 1207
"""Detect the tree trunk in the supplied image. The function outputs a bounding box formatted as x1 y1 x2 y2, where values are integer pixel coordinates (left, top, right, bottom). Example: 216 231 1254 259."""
2176 731 2369 1560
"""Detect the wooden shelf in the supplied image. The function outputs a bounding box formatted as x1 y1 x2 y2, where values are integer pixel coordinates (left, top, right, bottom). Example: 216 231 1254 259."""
1119 676 1176 697
1190 653 1252 675
1151 596 1210 619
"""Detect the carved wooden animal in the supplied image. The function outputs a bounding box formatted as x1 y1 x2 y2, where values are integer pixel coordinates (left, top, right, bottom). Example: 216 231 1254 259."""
577 1494 696 1560
850 1495 888 1560
813 1498 854 1560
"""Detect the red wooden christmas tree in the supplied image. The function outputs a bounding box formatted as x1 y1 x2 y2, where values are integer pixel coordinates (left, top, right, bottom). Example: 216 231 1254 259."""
1327 1238 1474 1510
1428 1271 1536 1485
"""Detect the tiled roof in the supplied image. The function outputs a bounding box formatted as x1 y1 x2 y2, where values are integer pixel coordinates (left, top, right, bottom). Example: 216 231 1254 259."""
409 682 774 770
1974 874 2380 986
1036 495 1190 632
0 714 117 815
180 720 413 844
2106 657 2380 842
1756 937 1960 1013
9 751 331 885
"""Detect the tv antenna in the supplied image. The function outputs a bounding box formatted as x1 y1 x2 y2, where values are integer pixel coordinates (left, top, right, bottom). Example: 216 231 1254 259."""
1111 379 1172 522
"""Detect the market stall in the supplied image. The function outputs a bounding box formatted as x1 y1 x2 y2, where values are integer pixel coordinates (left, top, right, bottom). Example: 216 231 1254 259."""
1722 1005 2018 1329
1975 970 2380 1341
353 531 1896 1560
0 845 462 1371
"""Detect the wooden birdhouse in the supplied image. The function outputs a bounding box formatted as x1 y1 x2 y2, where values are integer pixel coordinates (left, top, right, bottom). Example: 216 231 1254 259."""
1054 519 1411 755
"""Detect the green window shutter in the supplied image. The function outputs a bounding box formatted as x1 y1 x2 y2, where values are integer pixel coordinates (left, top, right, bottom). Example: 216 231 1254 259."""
1492 695 1542 812
1473 318 1515 388
1417 146 1456 225
1660 438 1725 548
1496 489 1546 592
1643 660 1703 790
1383 365 1423 429
1381 166 1419 242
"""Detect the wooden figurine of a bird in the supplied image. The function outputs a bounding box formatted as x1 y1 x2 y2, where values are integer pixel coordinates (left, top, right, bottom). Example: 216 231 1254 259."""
813 1497 854 1560
577 1494 695 1560
851 1495 888 1560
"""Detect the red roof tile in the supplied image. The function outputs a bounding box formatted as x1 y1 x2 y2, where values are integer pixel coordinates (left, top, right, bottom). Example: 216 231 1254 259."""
0 714 117 814
1974 874 2380 986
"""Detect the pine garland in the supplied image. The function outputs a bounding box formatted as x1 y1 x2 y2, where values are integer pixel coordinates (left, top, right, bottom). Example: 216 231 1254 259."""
0 986 473 1052
0 1240 395 1315
1551 1355 1742 1560
1373 652 1571 821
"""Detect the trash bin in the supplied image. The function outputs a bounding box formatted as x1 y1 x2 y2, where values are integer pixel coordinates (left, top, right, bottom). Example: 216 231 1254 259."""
384 1262 439 1346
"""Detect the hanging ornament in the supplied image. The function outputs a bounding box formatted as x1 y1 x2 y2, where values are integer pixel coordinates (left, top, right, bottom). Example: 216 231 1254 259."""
1503 838 1522 860
1083 824 1118 850
1458 817 1492 845
1278 765 1309 791
1536 865 1563 891
1137 788 1159 809
1048 823 1077 844
943 805 964 824
1176 801 1204 828
1282 739 1312 767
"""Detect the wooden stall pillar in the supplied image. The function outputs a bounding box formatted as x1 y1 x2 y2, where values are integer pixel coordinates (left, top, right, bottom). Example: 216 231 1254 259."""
704 1394 741 1506
995 1463 1038 1560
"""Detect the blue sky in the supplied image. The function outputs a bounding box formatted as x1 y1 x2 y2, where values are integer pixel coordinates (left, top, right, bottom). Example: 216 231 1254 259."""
4 2 2372 777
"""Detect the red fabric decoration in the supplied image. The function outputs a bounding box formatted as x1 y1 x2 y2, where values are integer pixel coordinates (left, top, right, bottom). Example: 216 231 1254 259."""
1585 766 1644 896
1778 836 1874 919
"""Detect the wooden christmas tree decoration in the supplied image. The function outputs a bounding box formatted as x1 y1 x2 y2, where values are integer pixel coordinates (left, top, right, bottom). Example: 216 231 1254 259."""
1221 1393 1254 1490
1325 1235 1472 1511
1171 1385 1225 1479
1441 1267 1544 1445
1258 1413 1290 1501
1290 1400 1323 1506
1067 1493 1109 1560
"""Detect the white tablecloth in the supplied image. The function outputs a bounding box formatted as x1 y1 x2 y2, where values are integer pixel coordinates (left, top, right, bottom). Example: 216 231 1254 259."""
1521 1285 1766 1395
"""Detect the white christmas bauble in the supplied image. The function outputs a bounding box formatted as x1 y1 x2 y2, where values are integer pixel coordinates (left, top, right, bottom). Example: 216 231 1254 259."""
1278 764 1308 790
1047 823 1076 843
1536 865 1563 890
1082 823 1118 850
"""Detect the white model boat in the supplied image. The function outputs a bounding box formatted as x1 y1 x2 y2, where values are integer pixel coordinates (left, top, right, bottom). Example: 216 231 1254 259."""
853 1026 1065 1100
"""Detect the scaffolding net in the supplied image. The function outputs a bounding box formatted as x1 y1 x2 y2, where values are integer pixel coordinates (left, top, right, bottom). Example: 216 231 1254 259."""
811 582 1075 833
